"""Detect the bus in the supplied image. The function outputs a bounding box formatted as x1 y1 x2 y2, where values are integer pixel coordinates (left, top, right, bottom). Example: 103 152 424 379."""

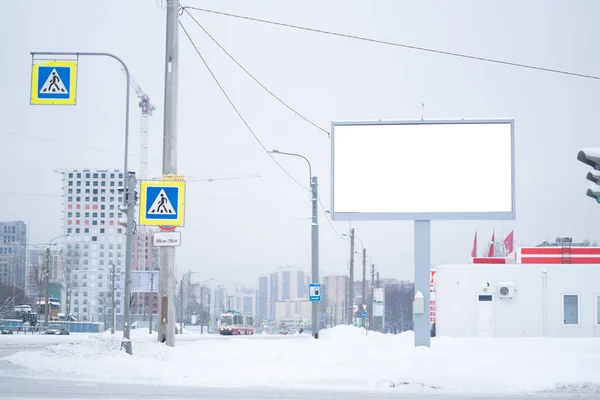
218 311 255 335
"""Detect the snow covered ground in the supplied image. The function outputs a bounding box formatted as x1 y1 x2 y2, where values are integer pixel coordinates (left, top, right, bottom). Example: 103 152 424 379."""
1 326 600 395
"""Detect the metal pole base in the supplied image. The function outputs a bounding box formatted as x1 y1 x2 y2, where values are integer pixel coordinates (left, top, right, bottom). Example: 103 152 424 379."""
120 339 132 355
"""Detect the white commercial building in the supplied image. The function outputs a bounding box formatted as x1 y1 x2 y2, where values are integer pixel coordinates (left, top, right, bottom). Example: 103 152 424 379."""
275 299 311 326
435 263 600 338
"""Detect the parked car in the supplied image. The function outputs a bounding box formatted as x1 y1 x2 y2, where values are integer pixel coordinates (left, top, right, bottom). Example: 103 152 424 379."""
44 324 69 335
0 327 13 335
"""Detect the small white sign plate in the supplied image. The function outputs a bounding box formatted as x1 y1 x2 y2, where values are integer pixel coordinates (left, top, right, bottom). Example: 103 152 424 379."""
153 231 181 247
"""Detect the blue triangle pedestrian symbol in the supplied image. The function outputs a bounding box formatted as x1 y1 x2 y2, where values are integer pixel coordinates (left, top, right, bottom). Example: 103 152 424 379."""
148 189 176 215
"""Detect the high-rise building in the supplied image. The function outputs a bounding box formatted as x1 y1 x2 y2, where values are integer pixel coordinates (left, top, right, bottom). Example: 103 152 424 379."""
59 169 126 322
257 275 269 323
0 221 28 291
213 286 226 317
322 275 348 326
131 228 159 319
265 267 309 321
26 248 44 299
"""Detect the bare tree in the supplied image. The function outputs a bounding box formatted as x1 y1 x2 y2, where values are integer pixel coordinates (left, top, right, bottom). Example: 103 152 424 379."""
384 283 414 334
61 249 81 317
0 284 29 316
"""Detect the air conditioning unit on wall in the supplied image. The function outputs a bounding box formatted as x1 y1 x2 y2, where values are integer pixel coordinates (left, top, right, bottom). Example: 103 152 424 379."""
498 282 515 299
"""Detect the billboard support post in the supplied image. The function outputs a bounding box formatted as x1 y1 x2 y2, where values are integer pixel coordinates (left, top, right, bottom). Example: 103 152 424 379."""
414 220 431 347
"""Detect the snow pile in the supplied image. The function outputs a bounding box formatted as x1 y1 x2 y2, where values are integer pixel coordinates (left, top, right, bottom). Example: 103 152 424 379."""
2 325 600 395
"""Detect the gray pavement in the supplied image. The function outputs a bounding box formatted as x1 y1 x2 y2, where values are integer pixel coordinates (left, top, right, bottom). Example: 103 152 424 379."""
0 375 596 400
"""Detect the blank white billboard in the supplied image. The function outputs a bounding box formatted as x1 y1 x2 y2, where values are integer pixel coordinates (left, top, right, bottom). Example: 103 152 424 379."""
120 271 159 293
330 119 515 221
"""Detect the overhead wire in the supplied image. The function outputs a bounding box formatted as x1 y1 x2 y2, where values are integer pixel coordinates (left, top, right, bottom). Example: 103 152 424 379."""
182 6 600 81
179 15 348 240
178 20 309 192
0 129 130 157
182 8 330 137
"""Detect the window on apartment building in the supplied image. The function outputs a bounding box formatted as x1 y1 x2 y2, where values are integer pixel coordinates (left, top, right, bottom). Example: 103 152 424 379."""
75 228 81 233
101 173 106 178
68 173 73 178
93 189 98 195
76 196 81 202
68 181 73 186
85 181 90 187
67 228 72 234
93 173 98 179
76 181 81 187
101 205 105 210
85 173 90 179
67 196 73 202
563 294 579 325
118 173 123 179
92 236 97 242
77 189 81 194
68 189 73 194
93 181 98 187
100 228 105 234
101 181 106 187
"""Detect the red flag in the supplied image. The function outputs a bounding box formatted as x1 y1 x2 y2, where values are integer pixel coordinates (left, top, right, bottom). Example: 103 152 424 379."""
471 231 477 257
487 231 495 257
504 231 514 254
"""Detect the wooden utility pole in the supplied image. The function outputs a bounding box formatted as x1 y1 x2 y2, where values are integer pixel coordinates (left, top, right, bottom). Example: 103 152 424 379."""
149 271 154 334
348 228 355 325
111 262 116 334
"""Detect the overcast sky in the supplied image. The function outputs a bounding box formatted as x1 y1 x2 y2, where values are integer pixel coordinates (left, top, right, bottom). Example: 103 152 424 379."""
1 0 598 288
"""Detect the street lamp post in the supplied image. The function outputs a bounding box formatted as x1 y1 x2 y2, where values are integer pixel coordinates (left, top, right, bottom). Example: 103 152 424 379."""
31 51 136 355
45 234 70 326
269 149 320 339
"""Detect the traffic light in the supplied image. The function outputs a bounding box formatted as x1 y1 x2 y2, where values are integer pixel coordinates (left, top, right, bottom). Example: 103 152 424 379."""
577 148 600 203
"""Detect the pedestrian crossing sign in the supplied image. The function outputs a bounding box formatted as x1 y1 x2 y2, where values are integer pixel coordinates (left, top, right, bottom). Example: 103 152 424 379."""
139 180 186 227
30 60 78 105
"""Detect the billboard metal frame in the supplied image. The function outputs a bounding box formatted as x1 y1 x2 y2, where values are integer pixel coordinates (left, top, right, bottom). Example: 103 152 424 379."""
330 118 516 222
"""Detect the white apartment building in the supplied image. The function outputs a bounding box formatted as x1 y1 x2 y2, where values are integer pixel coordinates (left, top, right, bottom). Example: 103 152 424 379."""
60 169 126 322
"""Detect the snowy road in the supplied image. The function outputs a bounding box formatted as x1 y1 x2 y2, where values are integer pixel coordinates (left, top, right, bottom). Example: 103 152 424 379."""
0 376 591 400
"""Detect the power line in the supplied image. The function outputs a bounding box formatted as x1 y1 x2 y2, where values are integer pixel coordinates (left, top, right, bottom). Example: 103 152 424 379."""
179 21 309 192
0 129 131 157
182 8 330 137
0 193 61 197
317 195 346 241
182 6 600 81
